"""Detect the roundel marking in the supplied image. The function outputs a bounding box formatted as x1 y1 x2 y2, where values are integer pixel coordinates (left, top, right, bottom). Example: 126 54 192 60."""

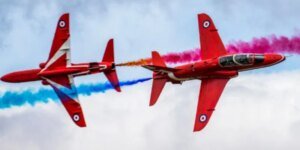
199 114 207 122
203 20 210 28
73 114 80 122
59 20 66 28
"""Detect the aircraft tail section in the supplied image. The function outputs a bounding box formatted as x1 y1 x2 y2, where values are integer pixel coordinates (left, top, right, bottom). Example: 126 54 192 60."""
102 39 115 62
102 39 121 92
104 70 121 92
143 51 179 73
152 51 166 67
144 51 170 106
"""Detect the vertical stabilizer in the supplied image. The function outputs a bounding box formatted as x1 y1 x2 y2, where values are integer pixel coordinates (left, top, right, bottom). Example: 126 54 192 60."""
102 39 114 62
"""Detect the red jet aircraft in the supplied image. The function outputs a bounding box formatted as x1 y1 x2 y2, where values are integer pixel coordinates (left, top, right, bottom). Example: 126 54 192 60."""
143 13 285 132
0 13 121 127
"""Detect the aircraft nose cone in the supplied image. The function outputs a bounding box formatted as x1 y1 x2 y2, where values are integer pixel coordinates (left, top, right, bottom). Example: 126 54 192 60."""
1 74 14 82
263 53 285 65
1 75 9 82
273 54 285 63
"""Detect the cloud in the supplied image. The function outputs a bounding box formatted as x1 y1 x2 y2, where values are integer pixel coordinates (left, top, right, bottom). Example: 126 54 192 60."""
0 0 300 150
0 71 299 150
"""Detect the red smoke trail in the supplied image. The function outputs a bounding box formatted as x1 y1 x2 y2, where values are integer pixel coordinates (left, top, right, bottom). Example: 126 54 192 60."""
161 48 200 64
227 34 300 54
117 34 300 66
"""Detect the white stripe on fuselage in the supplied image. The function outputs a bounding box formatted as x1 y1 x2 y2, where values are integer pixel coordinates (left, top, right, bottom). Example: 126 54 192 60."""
71 71 90 76
68 64 108 76
167 72 194 81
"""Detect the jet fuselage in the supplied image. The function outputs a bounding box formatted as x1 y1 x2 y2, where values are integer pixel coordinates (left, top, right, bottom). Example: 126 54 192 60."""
0 62 115 84
153 53 285 83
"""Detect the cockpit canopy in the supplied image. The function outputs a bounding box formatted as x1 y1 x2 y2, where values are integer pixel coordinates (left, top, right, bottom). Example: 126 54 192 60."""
219 54 264 67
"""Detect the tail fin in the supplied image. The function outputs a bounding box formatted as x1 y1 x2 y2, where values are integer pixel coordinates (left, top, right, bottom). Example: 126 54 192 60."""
149 51 167 106
102 39 121 92
102 39 114 62
143 51 177 73
152 51 166 67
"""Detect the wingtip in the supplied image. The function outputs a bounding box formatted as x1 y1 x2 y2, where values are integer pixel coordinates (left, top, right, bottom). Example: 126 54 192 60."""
193 126 201 132
73 114 87 128
149 101 156 106
198 13 217 32
115 87 121 92
193 125 205 132
57 13 70 30
193 117 208 132
75 119 87 128
198 13 210 18
198 13 208 16
149 93 158 107
198 14 212 23
193 129 199 132
60 13 69 19
78 124 87 128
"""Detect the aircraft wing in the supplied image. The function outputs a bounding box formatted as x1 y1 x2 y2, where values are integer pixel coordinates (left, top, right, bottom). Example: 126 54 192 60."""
198 13 227 60
43 75 86 127
42 13 71 72
194 78 229 131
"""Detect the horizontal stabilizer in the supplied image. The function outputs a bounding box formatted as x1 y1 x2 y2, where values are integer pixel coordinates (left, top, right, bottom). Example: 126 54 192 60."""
104 69 121 92
150 78 167 106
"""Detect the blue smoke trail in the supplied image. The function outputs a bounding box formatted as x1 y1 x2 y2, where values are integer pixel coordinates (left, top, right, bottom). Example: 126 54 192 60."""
0 78 151 109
